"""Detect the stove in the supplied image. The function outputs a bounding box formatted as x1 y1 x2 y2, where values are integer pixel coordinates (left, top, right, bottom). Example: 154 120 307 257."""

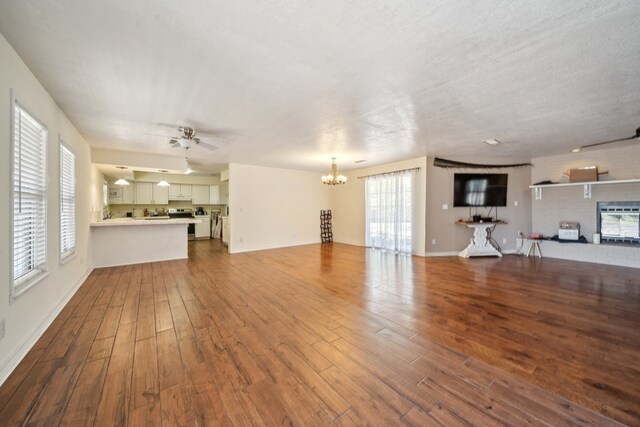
168 209 195 240
168 208 194 218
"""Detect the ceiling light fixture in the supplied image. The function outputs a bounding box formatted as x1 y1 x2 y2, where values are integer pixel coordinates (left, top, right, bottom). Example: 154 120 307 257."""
571 148 581 153
114 166 129 185
157 169 170 187
482 139 502 145
322 158 347 185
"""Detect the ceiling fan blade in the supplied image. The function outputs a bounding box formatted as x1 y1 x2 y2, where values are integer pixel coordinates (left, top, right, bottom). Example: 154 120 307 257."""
195 140 219 151
580 126 640 150
581 136 635 150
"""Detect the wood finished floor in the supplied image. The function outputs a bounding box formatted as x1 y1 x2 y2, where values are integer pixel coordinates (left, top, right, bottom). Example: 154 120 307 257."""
0 240 639 426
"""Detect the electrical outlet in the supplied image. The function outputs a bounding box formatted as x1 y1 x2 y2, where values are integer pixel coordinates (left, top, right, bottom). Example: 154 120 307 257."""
517 230 524 239
432 239 436 245
442 204 448 210
239 237 244 243
514 200 518 207
0 319 5 341
502 238 507 244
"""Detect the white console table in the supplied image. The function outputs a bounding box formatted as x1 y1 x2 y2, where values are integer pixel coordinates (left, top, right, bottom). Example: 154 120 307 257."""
457 221 504 258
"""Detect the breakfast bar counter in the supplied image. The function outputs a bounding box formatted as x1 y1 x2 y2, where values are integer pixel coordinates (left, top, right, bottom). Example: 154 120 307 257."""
90 218 201 267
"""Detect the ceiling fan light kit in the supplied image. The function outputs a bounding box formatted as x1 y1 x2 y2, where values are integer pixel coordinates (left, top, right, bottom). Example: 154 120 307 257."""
322 158 347 185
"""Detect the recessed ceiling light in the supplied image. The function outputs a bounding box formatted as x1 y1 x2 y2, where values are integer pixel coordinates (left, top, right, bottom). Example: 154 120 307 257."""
482 139 501 145
115 165 128 170
355 159 366 163
571 148 581 153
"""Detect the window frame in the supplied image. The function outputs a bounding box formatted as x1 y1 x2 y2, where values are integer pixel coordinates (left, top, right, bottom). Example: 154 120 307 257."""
9 92 50 302
59 137 77 264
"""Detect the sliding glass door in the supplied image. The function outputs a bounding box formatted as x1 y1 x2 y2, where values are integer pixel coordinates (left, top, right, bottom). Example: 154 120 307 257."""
365 170 415 253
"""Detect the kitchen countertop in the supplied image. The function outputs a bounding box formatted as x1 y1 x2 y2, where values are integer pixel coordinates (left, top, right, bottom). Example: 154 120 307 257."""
91 217 202 227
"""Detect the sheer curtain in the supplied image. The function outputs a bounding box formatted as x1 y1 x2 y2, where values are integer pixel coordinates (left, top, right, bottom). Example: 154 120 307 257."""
365 170 416 253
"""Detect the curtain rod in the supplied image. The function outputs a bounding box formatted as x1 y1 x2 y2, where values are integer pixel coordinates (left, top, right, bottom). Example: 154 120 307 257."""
357 167 421 179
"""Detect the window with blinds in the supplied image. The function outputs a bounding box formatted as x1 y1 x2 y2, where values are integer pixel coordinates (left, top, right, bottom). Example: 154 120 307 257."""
12 101 48 294
60 142 76 260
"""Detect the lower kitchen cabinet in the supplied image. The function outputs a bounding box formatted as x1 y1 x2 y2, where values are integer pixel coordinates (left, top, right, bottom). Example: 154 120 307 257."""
195 215 210 239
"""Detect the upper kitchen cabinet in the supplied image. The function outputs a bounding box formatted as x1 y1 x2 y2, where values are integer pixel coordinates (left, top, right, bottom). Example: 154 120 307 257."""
192 185 210 205
108 185 135 205
153 183 169 204
220 183 229 204
168 184 192 201
122 184 135 204
136 182 153 204
209 185 220 204
136 182 168 204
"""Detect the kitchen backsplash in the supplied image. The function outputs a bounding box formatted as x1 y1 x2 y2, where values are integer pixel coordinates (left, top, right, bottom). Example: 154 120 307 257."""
109 201 226 218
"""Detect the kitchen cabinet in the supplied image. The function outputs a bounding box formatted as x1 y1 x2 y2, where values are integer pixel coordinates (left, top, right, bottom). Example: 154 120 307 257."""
168 184 192 200
221 216 229 245
219 183 229 204
209 185 220 204
192 185 210 205
122 184 134 204
153 183 169 204
195 215 210 239
109 185 135 205
136 182 168 205
108 187 122 204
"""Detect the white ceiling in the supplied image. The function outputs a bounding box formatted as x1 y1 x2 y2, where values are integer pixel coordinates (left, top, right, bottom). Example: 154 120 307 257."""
1 1 639 172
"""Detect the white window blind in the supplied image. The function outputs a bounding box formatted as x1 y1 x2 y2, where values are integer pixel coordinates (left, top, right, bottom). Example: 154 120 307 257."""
60 142 76 259
12 102 48 291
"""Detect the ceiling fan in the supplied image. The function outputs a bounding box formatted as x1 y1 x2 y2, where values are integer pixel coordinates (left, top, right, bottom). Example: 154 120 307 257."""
169 126 218 151
578 126 640 151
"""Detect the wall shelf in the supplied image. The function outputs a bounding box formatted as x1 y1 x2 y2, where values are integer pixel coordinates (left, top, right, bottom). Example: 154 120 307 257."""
529 178 640 200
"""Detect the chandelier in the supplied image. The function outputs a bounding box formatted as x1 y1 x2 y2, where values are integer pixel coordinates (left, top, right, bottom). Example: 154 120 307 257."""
322 158 347 185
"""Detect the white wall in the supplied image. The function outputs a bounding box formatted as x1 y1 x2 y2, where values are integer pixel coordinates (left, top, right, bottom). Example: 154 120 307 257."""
228 163 332 253
331 157 427 256
0 33 102 384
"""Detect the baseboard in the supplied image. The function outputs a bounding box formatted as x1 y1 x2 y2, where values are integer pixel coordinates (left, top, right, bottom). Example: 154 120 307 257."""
229 240 321 254
0 265 94 387
332 239 364 247
424 251 459 257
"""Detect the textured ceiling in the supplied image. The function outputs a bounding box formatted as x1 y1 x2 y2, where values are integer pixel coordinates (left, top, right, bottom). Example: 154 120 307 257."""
1 1 639 172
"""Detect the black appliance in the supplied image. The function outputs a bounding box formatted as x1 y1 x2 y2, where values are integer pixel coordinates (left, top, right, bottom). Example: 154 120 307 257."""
453 173 508 207
168 208 195 240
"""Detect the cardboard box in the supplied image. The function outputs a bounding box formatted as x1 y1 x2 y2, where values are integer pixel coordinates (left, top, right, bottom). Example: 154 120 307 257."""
569 167 598 183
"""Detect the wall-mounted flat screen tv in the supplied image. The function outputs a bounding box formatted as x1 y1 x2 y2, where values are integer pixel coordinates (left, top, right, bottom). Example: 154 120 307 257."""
453 173 508 207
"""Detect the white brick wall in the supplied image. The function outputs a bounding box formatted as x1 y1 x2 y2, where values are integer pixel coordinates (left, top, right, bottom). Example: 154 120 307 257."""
530 145 640 268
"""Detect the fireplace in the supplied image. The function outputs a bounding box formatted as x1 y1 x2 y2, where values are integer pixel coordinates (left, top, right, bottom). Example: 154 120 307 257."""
597 202 640 245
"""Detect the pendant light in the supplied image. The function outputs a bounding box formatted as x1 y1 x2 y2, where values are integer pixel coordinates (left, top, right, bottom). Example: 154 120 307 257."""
322 158 347 185
157 170 170 187
114 166 129 185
